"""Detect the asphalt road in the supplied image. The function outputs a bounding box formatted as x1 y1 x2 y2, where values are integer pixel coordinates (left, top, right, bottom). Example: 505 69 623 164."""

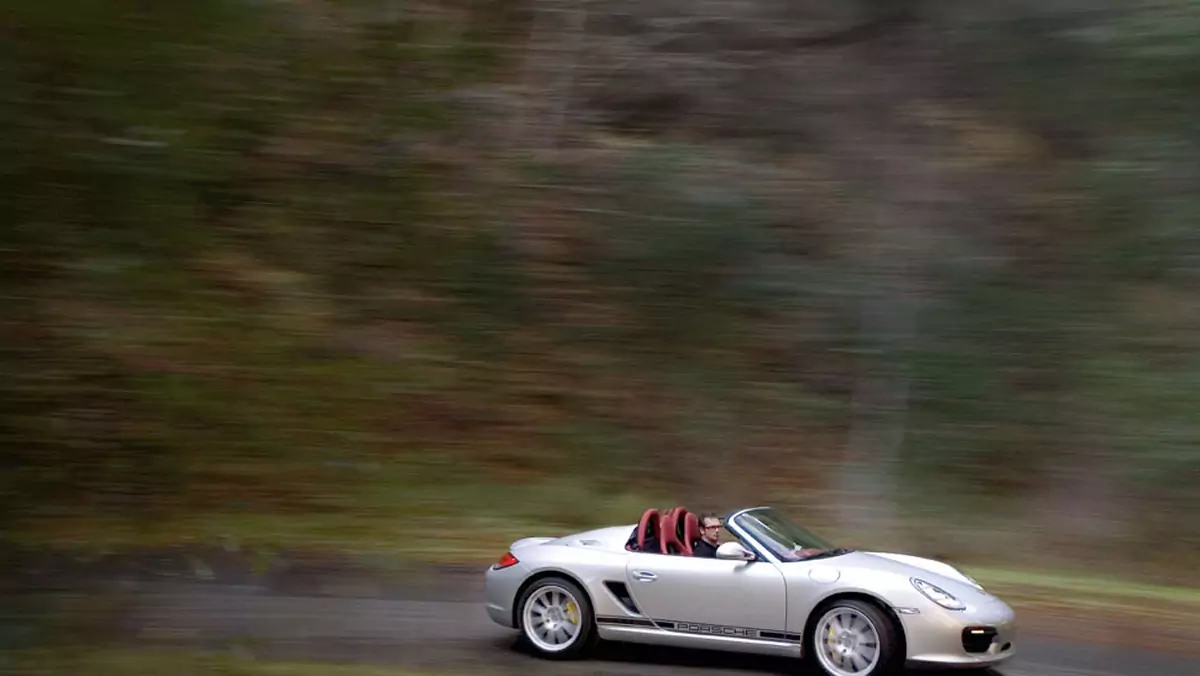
108 581 1199 676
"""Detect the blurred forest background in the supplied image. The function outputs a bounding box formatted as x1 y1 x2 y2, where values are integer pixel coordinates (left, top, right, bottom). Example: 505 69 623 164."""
4 0 1199 584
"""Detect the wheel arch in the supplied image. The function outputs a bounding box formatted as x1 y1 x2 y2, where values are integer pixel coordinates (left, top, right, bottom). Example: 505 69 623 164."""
803 590 908 660
511 568 596 628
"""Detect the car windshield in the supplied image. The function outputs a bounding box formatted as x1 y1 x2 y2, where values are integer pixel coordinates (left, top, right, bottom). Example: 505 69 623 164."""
732 507 850 562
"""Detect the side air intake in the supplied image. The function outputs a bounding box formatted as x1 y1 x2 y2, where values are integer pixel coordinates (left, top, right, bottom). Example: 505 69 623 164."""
603 581 641 614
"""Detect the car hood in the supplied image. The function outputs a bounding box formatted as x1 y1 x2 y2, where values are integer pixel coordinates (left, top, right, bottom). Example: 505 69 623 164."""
831 551 996 603
858 551 981 588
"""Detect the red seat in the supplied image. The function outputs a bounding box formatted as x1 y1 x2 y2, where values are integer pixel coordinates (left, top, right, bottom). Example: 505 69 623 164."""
658 508 680 554
627 508 661 552
660 505 692 555
681 511 701 555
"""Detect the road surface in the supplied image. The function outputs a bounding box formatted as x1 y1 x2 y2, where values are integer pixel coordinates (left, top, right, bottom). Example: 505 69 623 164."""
114 584 1200 676
7 554 1196 676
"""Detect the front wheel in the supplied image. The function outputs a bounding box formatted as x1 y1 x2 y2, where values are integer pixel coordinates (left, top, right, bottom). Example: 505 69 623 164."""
806 599 902 676
516 576 596 659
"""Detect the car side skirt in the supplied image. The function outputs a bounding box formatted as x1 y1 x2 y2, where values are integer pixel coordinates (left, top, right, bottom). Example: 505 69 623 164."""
593 616 1016 669
595 616 803 658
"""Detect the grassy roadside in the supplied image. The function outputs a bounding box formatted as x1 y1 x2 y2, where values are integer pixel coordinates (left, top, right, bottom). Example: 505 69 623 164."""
5 457 666 565
5 648 457 676
956 566 1200 654
12 510 1198 622
965 565 1200 621
966 566 1200 607
11 470 1196 606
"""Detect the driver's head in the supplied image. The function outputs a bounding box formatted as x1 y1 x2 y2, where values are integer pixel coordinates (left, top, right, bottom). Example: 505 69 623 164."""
698 512 721 544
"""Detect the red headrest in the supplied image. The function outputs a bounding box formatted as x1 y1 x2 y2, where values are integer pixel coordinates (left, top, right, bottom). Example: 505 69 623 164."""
636 508 660 551
682 512 701 552
659 505 691 555
658 510 679 554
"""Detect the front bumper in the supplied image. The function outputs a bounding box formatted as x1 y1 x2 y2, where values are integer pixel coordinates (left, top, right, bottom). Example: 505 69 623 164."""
903 597 1017 668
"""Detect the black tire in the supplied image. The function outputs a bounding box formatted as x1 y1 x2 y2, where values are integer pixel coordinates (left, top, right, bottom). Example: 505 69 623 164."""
805 598 903 676
515 576 597 659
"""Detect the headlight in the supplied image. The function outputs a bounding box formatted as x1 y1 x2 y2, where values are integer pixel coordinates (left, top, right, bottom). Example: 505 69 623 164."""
911 578 966 611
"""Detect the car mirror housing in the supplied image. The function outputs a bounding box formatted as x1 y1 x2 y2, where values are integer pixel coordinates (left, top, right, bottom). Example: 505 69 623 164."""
715 541 756 561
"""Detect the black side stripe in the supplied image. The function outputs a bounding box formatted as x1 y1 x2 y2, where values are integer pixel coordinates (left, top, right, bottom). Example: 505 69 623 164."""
759 630 805 641
595 616 803 643
595 616 655 627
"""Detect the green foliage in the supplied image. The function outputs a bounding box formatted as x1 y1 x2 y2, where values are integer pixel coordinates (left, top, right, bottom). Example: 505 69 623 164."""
904 269 1066 490
0 0 521 528
3 0 1199 571
586 145 784 353
909 0 1200 509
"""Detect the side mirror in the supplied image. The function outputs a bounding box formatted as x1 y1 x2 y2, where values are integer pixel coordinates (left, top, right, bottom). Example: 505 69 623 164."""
716 541 756 561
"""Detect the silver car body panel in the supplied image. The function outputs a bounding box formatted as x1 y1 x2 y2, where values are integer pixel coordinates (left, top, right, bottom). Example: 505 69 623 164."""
484 506 1017 670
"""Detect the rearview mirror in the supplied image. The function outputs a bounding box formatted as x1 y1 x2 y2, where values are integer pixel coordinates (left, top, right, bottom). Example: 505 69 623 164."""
716 541 756 561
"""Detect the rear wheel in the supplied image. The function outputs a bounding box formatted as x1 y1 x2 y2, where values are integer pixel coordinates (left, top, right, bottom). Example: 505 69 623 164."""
516 576 596 659
806 598 902 676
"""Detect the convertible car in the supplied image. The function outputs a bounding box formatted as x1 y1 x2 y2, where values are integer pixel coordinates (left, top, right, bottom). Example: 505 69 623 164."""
485 505 1016 676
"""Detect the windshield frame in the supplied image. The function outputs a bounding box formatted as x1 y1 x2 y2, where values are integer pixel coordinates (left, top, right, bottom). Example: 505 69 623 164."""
725 506 845 563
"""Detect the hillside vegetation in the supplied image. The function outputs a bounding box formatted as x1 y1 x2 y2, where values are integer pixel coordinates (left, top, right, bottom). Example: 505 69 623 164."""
4 1 1198 581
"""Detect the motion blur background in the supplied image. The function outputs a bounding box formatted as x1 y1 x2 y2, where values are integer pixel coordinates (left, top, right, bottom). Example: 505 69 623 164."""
4 0 1200 673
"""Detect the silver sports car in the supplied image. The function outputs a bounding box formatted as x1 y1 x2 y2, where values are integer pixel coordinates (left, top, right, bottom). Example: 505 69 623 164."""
485 505 1017 676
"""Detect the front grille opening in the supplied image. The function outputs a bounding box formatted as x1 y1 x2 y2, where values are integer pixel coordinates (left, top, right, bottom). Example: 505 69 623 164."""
962 626 998 654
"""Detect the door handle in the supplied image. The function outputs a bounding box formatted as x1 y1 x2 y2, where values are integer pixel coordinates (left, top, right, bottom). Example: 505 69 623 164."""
632 570 657 582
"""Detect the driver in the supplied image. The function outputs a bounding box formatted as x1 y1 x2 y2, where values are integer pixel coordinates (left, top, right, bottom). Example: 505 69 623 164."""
693 512 722 557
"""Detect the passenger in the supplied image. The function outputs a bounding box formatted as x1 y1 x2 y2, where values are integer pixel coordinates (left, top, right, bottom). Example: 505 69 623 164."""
624 508 665 553
625 524 659 552
692 512 722 558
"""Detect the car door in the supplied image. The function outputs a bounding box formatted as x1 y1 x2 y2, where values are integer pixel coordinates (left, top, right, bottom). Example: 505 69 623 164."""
624 551 786 635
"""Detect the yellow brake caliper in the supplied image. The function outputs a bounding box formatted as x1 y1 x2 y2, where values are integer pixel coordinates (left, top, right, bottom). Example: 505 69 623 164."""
565 600 579 624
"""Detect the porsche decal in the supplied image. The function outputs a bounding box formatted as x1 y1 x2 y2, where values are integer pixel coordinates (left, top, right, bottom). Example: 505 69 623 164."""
662 621 758 638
